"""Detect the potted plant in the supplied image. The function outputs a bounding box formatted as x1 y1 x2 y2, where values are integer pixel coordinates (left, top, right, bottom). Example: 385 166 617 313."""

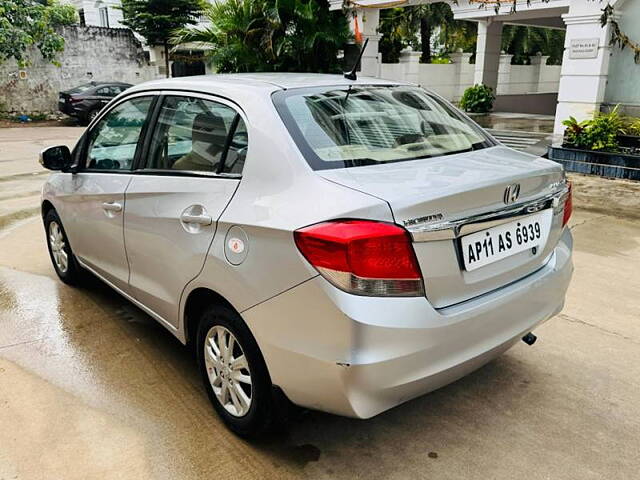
549 106 640 181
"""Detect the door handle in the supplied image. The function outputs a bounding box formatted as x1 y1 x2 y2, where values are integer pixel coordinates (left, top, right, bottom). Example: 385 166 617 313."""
102 201 122 212
180 213 212 226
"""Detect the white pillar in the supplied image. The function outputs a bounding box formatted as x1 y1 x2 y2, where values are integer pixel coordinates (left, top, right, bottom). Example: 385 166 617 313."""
349 8 381 77
553 1 614 134
497 52 513 95
399 47 421 84
148 45 171 78
474 20 503 91
531 53 551 93
450 50 474 101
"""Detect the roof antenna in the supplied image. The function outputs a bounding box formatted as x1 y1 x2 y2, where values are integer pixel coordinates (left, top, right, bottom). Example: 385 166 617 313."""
344 38 369 81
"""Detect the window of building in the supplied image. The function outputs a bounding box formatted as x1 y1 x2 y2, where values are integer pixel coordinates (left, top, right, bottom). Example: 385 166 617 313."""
99 7 109 28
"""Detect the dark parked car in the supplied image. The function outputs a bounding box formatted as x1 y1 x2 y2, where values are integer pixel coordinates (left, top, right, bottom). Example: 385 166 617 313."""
58 82 132 125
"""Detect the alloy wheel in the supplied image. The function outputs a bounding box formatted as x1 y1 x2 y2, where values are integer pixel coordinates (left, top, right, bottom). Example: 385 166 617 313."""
204 325 253 417
49 221 68 273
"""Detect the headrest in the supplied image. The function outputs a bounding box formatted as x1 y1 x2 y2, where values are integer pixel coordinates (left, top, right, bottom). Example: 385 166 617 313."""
192 112 227 148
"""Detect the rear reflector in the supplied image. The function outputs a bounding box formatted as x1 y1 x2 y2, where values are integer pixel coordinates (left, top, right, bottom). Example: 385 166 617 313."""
562 181 573 227
294 220 424 297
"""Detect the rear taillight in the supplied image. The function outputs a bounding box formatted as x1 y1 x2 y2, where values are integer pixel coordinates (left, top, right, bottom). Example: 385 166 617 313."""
562 181 573 227
294 220 424 297
70 96 83 103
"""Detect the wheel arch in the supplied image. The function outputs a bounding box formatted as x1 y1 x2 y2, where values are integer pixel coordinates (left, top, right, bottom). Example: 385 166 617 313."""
41 199 55 219
182 287 240 347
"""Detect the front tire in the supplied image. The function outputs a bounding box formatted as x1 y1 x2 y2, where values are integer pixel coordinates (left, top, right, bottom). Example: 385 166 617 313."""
44 209 82 285
197 305 276 437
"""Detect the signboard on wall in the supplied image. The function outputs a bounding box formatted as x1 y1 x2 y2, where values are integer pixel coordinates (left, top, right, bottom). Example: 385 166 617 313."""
570 38 600 59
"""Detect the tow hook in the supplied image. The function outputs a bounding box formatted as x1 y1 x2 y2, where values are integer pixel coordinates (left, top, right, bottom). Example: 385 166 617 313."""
522 332 537 346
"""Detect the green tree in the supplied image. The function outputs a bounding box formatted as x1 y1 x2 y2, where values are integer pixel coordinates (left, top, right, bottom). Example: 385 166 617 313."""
436 18 477 55
378 7 417 63
171 0 350 73
119 0 204 77
378 2 474 63
0 0 77 67
502 25 565 65
417 3 453 63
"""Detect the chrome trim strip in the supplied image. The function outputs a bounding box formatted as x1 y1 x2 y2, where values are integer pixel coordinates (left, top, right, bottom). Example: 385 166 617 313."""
408 185 570 242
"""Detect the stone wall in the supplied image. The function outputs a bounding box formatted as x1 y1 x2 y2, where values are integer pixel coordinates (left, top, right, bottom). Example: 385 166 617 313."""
0 26 160 114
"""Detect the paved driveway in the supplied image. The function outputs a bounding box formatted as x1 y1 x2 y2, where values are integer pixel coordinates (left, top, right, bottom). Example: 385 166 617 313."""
1 126 639 479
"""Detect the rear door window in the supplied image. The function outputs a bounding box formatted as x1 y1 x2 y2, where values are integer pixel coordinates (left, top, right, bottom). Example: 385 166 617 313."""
144 95 248 174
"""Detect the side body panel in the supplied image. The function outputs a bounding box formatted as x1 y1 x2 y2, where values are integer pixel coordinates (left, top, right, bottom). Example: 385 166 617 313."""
124 175 239 327
178 91 395 342
45 172 132 291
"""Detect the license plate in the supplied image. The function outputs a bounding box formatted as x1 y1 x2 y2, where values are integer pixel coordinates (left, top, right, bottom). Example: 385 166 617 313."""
461 209 553 271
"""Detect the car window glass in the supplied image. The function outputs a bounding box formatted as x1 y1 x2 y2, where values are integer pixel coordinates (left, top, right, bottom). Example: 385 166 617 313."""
96 87 110 96
145 95 247 174
223 118 248 174
68 83 95 94
85 96 153 171
274 86 494 170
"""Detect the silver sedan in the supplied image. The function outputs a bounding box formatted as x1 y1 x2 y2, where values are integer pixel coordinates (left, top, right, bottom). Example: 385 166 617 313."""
39 73 573 437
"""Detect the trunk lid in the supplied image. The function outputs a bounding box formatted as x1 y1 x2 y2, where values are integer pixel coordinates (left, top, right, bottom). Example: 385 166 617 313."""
318 146 567 308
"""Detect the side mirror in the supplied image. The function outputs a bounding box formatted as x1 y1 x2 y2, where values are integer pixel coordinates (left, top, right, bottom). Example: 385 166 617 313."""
39 145 73 171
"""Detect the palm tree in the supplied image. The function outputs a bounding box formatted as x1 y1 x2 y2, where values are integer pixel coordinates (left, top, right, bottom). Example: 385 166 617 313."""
417 3 453 63
502 25 565 65
378 2 474 63
171 0 350 73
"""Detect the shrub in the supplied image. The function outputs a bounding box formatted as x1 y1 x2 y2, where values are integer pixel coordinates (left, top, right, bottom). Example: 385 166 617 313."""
623 117 640 136
562 106 625 152
562 116 591 149
459 84 495 113
431 56 451 64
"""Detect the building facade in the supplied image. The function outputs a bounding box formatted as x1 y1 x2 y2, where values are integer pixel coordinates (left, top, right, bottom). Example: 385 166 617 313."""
65 0 125 28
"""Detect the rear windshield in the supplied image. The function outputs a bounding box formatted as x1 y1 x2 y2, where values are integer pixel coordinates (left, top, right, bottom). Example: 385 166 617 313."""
273 85 496 170
67 83 97 94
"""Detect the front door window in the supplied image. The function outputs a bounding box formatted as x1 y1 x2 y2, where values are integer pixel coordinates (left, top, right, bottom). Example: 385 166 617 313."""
85 97 153 171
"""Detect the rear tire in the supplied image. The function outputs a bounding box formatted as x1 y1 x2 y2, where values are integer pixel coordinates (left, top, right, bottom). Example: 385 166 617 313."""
44 209 82 285
196 304 276 438
81 108 99 126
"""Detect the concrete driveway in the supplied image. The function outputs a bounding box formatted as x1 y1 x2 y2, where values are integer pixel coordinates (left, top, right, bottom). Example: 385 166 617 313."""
1 126 639 479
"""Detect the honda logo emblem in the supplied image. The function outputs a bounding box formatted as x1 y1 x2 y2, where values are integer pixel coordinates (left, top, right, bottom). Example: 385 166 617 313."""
504 184 521 205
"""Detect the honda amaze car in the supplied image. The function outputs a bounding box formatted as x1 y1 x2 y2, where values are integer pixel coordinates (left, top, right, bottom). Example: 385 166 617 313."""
39 73 573 437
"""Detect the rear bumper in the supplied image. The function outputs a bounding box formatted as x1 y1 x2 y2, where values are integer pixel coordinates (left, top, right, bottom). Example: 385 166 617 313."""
58 104 78 116
244 228 573 418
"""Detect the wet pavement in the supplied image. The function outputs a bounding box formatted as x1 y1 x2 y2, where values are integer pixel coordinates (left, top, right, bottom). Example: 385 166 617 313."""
473 112 555 134
1 127 640 479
